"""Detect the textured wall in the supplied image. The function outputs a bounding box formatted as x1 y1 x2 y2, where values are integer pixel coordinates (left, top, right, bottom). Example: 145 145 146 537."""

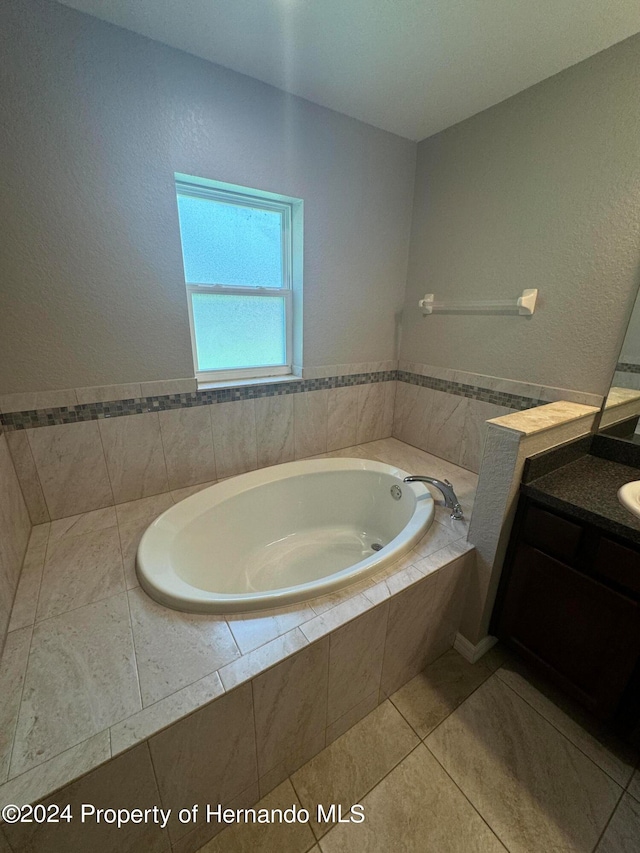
400 34 640 396
0 0 416 394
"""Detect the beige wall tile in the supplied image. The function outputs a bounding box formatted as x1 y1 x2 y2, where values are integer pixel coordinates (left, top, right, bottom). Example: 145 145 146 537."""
427 676 621 853
75 383 142 404
294 390 328 459
255 395 295 468
325 692 379 745
8 525 49 632
128 588 240 706
10 594 140 777
36 527 125 622
393 382 433 450
99 413 169 503
423 553 472 661
3 744 170 853
380 571 440 697
27 421 113 519
327 386 359 451
460 399 512 473
140 378 196 396
0 626 32 783
293 701 418 839
426 389 469 465
253 639 329 777
170 783 260 853
382 381 396 437
327 604 388 724
159 405 216 490
149 683 258 842
258 729 326 799
210 400 258 479
356 383 386 444
171 479 217 503
5 431 50 524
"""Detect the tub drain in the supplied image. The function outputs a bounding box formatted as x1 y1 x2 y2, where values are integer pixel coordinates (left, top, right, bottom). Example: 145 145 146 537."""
371 543 384 552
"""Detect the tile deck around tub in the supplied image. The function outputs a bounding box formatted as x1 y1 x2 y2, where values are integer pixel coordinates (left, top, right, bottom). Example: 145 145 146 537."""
0 438 476 811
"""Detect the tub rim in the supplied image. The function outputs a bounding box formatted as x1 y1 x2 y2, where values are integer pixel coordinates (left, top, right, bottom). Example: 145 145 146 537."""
137 457 434 613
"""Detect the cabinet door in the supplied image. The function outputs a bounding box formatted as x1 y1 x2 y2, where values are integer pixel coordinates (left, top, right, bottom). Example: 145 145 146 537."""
497 542 640 718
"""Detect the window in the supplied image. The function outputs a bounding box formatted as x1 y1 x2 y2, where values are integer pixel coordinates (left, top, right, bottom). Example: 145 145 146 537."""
175 174 303 382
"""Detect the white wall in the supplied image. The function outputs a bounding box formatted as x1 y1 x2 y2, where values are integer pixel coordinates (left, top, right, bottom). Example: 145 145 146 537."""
0 0 416 394
400 33 640 395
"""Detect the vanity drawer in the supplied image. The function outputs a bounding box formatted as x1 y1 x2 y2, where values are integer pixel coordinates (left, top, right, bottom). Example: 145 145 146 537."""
522 504 582 564
593 537 640 597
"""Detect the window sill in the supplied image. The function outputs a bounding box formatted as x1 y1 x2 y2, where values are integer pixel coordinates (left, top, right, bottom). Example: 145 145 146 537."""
197 374 301 392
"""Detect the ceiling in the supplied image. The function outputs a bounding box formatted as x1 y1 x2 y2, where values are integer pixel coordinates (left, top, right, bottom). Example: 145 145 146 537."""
55 0 640 141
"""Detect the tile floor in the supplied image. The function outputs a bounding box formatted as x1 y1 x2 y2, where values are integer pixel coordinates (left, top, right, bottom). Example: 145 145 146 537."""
0 438 477 788
197 648 640 853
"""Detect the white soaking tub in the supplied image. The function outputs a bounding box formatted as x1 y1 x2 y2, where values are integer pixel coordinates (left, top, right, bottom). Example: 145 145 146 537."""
137 458 434 613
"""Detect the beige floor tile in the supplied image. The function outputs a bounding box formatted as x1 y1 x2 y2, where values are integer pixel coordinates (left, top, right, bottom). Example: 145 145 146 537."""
325 692 379 745
319 743 507 852
628 769 640 802
596 794 640 852
427 676 622 853
174 784 260 853
36 526 125 621
10 594 140 777
128 587 240 706
480 641 514 672
496 660 638 786
390 649 491 738
198 779 316 853
292 700 418 840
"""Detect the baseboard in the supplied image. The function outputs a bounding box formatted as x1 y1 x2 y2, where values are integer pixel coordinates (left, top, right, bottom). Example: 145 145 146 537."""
454 633 498 664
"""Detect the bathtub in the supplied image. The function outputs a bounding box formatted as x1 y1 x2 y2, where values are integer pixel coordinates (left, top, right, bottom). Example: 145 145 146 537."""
137 458 435 613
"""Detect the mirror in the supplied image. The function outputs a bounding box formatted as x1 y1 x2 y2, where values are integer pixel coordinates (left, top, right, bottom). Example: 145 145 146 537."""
600 293 640 442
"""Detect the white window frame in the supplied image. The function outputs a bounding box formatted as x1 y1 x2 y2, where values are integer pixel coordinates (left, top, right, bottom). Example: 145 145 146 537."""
175 174 302 383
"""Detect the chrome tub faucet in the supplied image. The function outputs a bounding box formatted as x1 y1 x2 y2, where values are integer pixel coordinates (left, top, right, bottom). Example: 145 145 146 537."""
403 476 464 520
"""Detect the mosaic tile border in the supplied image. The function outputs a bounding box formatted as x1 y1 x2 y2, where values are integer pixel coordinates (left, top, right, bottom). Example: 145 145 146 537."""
616 362 640 374
0 371 396 431
0 368 545 431
397 371 539 412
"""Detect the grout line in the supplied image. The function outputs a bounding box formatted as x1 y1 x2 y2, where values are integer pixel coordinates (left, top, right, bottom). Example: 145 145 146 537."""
24 429 55 523
589 786 626 853
496 671 632 789
423 739 511 851
123 584 144 714
95 417 118 509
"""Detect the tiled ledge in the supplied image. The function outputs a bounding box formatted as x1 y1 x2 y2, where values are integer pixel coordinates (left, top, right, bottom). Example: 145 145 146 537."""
0 439 476 831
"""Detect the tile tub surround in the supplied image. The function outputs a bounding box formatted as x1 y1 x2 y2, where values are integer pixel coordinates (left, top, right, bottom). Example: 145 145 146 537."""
0 438 475 852
0 434 31 657
1 375 397 522
393 362 604 474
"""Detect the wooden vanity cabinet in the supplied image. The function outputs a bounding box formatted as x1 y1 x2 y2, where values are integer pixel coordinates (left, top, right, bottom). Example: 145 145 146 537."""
492 497 640 726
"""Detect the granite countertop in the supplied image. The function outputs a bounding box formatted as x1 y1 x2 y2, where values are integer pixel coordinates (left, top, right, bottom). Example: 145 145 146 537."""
522 454 640 545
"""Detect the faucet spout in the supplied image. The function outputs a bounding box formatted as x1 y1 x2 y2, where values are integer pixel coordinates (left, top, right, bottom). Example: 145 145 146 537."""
403 475 464 520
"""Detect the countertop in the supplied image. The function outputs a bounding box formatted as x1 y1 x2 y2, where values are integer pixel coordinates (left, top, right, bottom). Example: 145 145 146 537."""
522 454 640 545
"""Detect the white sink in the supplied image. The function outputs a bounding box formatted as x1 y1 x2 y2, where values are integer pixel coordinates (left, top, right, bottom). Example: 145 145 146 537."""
617 481 640 519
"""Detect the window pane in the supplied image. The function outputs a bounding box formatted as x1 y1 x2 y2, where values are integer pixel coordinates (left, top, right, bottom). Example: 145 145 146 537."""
192 293 287 371
177 194 283 287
